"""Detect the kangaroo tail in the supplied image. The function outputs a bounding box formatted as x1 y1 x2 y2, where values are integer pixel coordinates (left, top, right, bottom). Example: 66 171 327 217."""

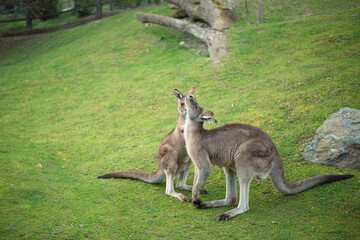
270 151 354 195
98 169 165 184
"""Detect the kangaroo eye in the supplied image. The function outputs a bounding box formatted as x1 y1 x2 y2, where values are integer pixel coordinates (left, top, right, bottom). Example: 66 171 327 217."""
180 103 185 106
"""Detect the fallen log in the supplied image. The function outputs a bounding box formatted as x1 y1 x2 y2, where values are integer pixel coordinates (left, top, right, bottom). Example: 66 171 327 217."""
136 12 228 61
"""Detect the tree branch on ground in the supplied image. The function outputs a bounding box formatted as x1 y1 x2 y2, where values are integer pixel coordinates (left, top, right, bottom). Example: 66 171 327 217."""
257 0 263 24
135 0 234 62
136 12 228 61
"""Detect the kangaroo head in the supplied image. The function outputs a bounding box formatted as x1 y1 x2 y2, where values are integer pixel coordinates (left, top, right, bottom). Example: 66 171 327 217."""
184 96 217 125
173 87 196 115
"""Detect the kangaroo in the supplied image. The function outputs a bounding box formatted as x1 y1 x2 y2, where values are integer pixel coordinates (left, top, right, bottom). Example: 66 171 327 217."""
182 94 354 221
98 87 207 202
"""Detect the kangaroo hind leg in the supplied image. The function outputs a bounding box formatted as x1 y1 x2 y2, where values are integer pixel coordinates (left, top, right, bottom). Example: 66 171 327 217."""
199 167 237 209
165 171 192 202
216 173 252 221
161 154 191 202
216 140 274 221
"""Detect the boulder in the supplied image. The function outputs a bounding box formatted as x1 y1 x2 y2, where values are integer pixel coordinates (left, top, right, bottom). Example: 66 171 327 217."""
301 107 360 169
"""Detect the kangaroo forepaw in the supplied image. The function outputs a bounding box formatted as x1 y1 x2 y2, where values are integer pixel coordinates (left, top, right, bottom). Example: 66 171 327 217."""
199 189 209 194
192 199 202 207
216 214 231 222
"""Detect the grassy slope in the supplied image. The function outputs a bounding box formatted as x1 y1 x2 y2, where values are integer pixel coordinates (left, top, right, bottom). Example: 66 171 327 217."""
1 1 359 239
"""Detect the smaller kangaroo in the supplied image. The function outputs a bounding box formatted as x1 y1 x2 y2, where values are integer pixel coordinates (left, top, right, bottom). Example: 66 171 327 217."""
98 87 207 202
183 93 354 221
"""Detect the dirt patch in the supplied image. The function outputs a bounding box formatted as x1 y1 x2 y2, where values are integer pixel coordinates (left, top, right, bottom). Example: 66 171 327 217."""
0 4 152 37
0 6 150 53
0 35 39 52
1 9 124 38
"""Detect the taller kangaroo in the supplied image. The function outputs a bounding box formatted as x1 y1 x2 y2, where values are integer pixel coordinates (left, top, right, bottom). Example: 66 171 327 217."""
98 87 207 202
181 93 354 221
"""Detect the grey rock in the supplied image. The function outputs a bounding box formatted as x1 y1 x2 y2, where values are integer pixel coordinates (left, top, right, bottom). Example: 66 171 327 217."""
301 107 360 169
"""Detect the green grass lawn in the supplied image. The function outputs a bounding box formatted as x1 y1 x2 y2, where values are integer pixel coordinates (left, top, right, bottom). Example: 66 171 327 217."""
1 1 359 239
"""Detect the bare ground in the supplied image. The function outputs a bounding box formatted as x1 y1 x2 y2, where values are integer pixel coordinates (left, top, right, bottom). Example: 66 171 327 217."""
0 6 150 52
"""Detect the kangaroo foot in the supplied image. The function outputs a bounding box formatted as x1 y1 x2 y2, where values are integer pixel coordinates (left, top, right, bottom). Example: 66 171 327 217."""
167 192 191 202
216 213 231 222
180 196 192 202
177 186 208 194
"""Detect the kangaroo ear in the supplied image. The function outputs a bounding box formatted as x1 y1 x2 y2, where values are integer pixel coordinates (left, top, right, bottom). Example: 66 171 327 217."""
187 87 195 96
201 110 217 124
173 89 184 99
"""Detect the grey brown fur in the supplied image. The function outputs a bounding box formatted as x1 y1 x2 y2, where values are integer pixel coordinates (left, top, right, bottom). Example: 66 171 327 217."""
98 88 207 202
182 94 354 221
